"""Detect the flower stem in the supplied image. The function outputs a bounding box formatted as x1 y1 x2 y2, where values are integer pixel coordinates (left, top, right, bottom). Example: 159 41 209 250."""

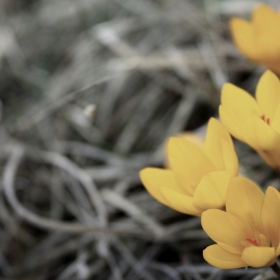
271 262 280 276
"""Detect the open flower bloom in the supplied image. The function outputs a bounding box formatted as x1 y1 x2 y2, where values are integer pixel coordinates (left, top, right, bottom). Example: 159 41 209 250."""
139 118 238 216
202 177 280 269
220 70 280 170
230 4 280 74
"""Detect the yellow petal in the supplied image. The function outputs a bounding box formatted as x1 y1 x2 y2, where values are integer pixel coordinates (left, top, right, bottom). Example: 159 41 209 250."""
257 149 280 170
179 132 203 147
262 187 280 251
203 118 236 172
273 192 280 253
160 187 201 216
203 245 246 269
271 102 280 134
140 168 189 201
226 177 264 227
201 209 250 254
276 243 280 257
221 140 239 176
256 70 280 120
219 105 245 142
253 5 280 32
241 246 275 268
252 5 280 60
220 83 261 141
167 137 215 193
230 18 259 61
193 171 233 211
244 115 280 151
165 133 203 168
139 168 171 203
221 83 261 121
230 5 280 74
140 168 201 215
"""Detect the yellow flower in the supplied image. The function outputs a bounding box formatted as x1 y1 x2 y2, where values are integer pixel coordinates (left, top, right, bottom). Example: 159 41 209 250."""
202 177 280 269
230 4 280 74
220 70 280 170
139 118 238 216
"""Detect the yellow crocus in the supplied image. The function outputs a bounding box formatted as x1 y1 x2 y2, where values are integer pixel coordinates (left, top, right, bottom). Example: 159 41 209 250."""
220 70 280 170
202 177 280 269
230 4 280 74
139 118 238 216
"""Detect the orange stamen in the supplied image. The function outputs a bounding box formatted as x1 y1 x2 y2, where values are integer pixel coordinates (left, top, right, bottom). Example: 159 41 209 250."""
261 114 270 125
245 237 258 246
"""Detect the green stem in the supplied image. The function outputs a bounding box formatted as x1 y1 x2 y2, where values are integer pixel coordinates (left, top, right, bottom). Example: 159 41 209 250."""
271 262 280 277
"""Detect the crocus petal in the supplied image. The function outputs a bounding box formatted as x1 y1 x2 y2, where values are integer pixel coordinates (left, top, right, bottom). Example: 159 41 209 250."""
244 115 280 151
140 168 201 215
226 177 264 227
276 243 280 258
219 105 245 142
256 70 280 120
221 84 261 120
253 5 280 33
252 5 280 59
165 133 203 168
139 168 190 201
257 150 280 171
193 171 233 211
179 132 203 147
220 84 261 141
221 140 239 176
203 245 246 269
202 209 250 254
230 18 259 60
203 118 235 172
270 102 280 134
230 4 280 74
241 246 275 268
262 187 280 251
167 137 215 193
160 187 201 216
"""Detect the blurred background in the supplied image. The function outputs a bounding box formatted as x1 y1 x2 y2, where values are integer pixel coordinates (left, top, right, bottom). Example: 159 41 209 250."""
0 0 279 279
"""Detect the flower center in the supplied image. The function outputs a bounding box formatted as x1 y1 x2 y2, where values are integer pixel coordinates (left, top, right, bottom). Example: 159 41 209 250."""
245 237 258 246
241 220 268 247
261 114 270 125
242 234 267 247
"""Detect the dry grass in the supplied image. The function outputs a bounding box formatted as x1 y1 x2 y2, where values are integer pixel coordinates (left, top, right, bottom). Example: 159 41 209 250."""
0 0 278 279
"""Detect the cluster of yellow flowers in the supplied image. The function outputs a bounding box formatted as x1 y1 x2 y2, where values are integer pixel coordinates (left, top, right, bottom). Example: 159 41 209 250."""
140 4 280 271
